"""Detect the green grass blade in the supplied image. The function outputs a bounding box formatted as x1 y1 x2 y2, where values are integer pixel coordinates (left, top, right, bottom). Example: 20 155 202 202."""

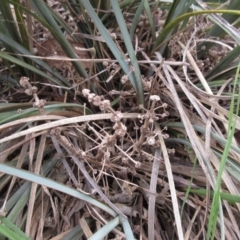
188 188 240 204
46 3 78 42
0 33 71 86
0 74 19 85
165 136 240 186
130 0 145 38
80 0 144 104
120 216 135 240
164 122 240 155
89 217 120 240
0 157 59 240
153 9 240 53
0 217 30 240
197 0 240 57
181 157 198 217
6 157 58 223
12 0 30 50
0 1 21 43
207 63 240 240
0 51 67 86
110 0 144 104
62 225 84 240
163 0 195 27
0 223 29 240
89 0 111 18
0 103 92 124
206 46 240 80
4 0 82 85
143 0 156 42
119 0 135 8
70 3 111 86
6 182 31 224
5 181 31 213
155 0 195 54
28 0 88 78
193 5 240 46
0 58 21 81
0 163 117 218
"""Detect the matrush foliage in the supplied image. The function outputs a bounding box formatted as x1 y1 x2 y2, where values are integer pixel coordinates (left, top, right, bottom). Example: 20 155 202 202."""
1 0 240 239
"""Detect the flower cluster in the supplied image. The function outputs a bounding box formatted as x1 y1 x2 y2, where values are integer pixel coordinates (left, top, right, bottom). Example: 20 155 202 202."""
82 89 127 138
82 89 111 111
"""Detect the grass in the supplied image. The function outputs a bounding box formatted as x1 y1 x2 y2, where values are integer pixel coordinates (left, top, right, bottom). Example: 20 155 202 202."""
1 0 240 239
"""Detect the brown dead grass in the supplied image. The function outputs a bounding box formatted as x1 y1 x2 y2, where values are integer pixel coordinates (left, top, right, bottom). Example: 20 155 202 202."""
1 1 240 239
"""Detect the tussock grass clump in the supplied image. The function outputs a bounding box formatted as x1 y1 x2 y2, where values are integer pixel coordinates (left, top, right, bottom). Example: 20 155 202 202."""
1 1 240 239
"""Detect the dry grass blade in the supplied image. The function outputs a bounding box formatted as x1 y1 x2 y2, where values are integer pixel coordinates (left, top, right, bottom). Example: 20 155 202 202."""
25 132 47 236
179 41 212 94
0 113 141 144
2 1 240 239
179 41 239 149
178 41 240 210
48 229 72 240
79 216 93 239
207 144 240 211
164 64 240 208
40 186 59 238
184 205 202 239
0 138 29 212
148 124 162 240
51 135 79 186
162 64 215 187
53 131 127 219
0 115 66 130
158 125 184 240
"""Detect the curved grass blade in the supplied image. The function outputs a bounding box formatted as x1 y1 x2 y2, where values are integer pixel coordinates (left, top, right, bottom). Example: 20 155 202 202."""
181 157 198 217
110 0 144 104
0 33 71 86
0 103 92 124
130 0 145 38
0 222 29 240
154 0 195 54
153 9 240 53
0 1 21 44
89 217 119 240
28 0 88 79
205 46 240 80
0 163 117 218
6 156 58 222
0 51 67 87
197 0 240 57
80 0 144 104
189 188 240 204
0 217 30 240
62 225 85 240
12 0 30 51
143 0 156 42
165 137 240 183
120 216 135 240
193 5 240 47
207 62 240 240
4 1 81 86
163 0 195 27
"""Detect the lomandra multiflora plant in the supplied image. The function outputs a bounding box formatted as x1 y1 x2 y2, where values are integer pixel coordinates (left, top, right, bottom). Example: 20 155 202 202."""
0 1 240 239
